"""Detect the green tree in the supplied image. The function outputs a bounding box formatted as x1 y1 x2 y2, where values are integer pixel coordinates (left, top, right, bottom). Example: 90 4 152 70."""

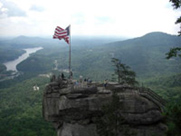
166 47 181 59
164 101 181 136
111 58 138 86
166 0 181 59
170 0 181 36
97 92 125 136
0 64 6 73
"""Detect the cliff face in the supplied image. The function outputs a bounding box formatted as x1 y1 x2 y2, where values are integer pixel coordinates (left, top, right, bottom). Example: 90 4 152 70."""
43 81 167 136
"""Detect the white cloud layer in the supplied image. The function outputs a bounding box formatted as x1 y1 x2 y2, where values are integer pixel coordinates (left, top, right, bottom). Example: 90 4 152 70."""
0 0 180 37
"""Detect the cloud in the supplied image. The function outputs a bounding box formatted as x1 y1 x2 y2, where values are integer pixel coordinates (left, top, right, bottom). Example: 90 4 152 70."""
0 0 180 37
30 5 44 12
0 0 26 17
95 16 113 25
72 13 85 24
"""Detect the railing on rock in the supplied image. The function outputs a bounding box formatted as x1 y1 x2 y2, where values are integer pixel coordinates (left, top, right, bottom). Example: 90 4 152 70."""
138 87 167 110
57 79 167 111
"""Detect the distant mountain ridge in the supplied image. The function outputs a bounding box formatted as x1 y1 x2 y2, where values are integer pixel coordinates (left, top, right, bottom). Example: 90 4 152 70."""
1 31 179 48
101 32 181 76
106 32 181 47
62 32 181 79
1 31 181 80
0 35 126 49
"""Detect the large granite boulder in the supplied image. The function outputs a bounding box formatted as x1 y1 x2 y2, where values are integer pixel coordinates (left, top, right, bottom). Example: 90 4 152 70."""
43 82 167 136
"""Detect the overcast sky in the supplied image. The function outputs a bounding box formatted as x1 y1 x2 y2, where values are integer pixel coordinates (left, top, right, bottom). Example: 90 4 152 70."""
0 0 180 38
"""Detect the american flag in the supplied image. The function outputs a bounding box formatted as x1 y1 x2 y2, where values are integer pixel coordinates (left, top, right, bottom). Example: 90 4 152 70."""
53 25 70 44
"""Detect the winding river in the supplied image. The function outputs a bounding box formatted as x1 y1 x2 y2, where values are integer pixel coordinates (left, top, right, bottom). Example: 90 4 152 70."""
3 47 43 72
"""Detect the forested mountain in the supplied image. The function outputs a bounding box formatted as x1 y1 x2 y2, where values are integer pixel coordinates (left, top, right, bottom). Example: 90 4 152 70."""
15 32 181 79
0 76 56 136
1 31 180 81
0 31 181 136
100 32 181 78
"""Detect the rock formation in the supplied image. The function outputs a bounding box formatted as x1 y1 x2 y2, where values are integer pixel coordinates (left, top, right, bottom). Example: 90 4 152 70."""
43 80 167 136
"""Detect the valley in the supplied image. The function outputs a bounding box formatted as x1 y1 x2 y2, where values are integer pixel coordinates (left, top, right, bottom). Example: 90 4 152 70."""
0 32 181 136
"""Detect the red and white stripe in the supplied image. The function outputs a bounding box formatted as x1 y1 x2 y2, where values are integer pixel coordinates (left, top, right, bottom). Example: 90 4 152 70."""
53 26 67 38
53 26 70 44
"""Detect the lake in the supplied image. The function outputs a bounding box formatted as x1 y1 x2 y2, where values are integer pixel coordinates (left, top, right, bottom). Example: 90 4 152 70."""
3 47 43 72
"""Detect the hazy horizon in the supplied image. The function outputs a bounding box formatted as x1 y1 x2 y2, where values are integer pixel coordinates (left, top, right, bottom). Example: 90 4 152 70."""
0 31 178 40
0 0 180 38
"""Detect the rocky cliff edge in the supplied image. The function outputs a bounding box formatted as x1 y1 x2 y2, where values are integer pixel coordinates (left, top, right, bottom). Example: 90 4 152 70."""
43 80 167 136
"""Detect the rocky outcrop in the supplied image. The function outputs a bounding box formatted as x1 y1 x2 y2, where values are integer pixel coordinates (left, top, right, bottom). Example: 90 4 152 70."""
43 81 167 136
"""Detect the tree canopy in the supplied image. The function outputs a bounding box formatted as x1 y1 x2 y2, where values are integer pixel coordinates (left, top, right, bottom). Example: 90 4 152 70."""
111 58 138 86
170 0 181 35
166 0 181 59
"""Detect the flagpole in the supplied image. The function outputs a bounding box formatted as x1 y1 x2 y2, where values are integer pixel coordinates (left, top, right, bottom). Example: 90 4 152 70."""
69 25 71 78
53 25 71 78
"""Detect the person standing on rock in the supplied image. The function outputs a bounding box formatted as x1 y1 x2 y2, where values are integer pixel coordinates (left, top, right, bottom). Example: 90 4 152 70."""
104 79 108 88
84 78 88 87
79 75 83 87
74 80 79 89
50 74 56 82
61 73 65 80
69 71 73 79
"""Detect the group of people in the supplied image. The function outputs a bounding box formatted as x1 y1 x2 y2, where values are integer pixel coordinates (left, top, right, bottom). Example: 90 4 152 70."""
73 76 92 88
50 73 66 82
50 72 109 89
80 76 92 83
